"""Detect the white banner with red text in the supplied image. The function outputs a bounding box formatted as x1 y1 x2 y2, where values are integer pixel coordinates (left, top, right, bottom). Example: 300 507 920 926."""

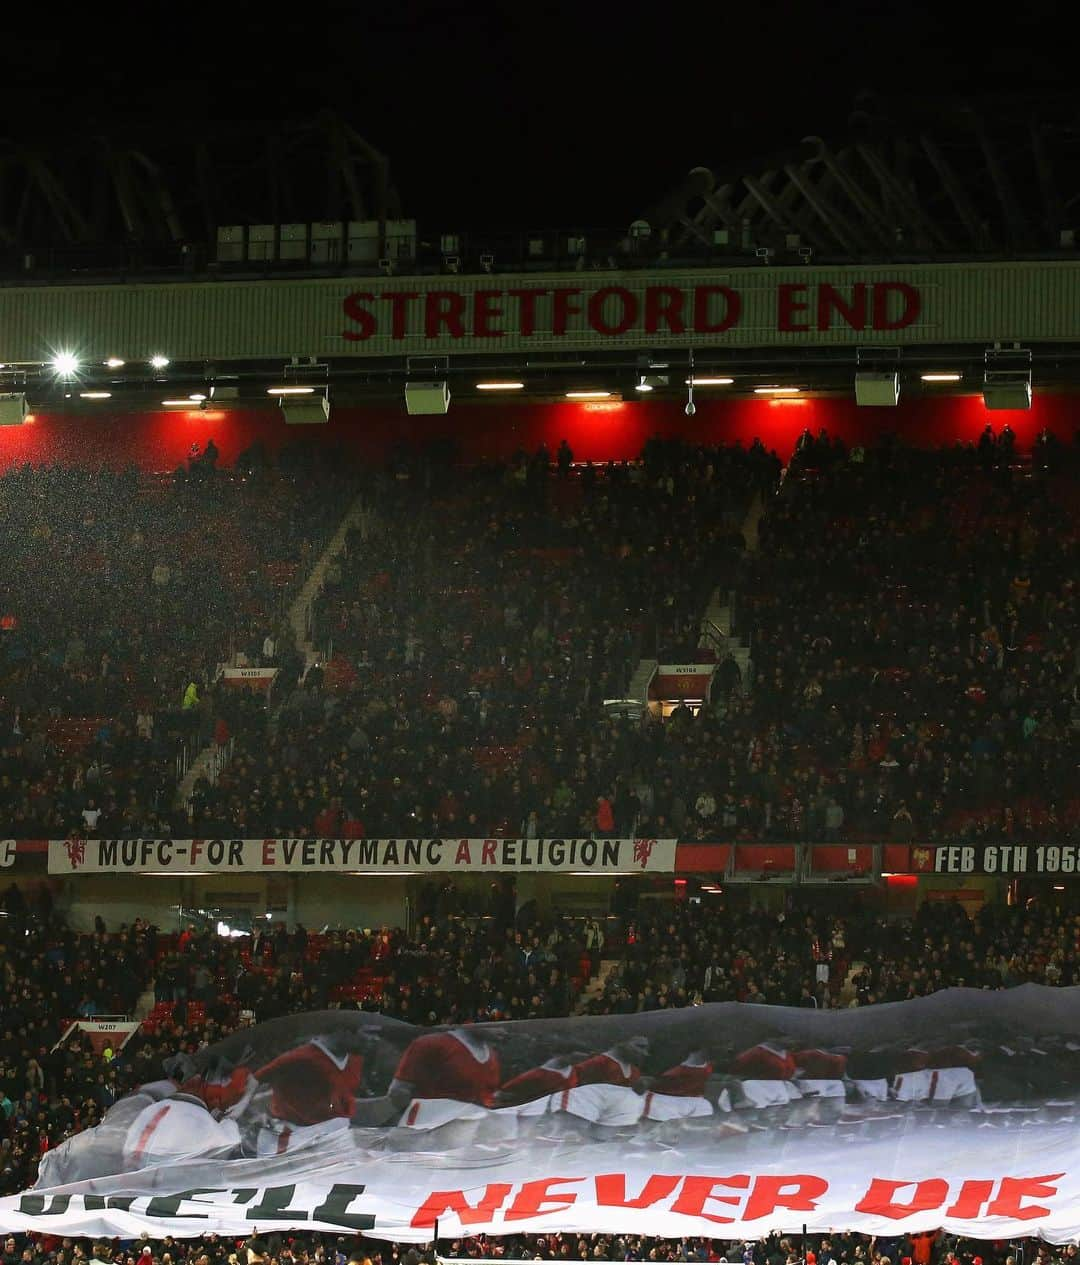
47 836 676 875
4 989 1080 1240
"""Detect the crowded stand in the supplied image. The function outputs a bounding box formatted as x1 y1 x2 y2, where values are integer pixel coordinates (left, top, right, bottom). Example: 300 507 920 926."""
1 892 1075 1260
189 441 763 838
732 434 1080 842
0 1226 1031 1265
7 67 1080 1265
183 431 1080 844
2 432 1080 1265
0 1227 1042 1265
0 452 351 838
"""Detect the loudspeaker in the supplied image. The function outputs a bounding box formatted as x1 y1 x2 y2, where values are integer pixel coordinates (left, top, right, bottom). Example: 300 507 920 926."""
855 372 899 407
281 396 330 425
983 377 1032 410
0 394 28 426
405 381 450 415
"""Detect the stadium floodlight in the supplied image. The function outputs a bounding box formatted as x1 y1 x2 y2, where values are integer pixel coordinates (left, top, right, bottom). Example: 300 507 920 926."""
161 399 193 406
150 355 170 370
79 392 112 400
0 394 30 425
188 393 207 402
404 382 449 415
635 377 653 392
921 372 962 382
281 394 332 424
50 351 79 378
983 376 1032 410
855 372 900 407
104 357 125 369
686 377 734 386
754 386 800 395
565 390 611 399
983 345 1032 410
267 386 315 395
476 381 524 391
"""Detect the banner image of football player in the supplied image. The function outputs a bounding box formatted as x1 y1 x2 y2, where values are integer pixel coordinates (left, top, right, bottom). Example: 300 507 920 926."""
640 1049 720 1122
179 1049 256 1115
246 1029 379 1156
23 999 1043 1196
37 1075 239 1186
549 1036 651 1128
378 1026 518 1147
494 1052 582 1111
255 1031 369 1125
122 1094 242 1168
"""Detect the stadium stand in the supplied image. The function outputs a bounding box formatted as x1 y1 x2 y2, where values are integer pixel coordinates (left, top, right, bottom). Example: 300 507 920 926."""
734 436 1080 843
178 434 1080 843
6 80 1080 1265
2 433 1079 1265
190 441 762 838
0 456 353 837
0 893 1073 1261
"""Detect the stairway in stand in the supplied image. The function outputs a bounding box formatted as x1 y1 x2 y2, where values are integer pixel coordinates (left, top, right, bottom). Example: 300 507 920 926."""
575 958 621 1014
174 491 368 816
696 491 764 692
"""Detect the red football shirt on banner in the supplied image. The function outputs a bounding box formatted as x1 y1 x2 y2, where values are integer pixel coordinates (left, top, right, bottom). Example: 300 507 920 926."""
394 1032 501 1105
255 1042 364 1125
573 1052 640 1087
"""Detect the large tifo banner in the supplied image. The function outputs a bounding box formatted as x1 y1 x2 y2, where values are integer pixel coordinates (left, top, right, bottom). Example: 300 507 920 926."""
5 989 1080 1241
48 836 675 875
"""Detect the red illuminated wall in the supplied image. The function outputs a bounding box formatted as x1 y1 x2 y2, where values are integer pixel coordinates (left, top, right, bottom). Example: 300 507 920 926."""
6 392 1068 472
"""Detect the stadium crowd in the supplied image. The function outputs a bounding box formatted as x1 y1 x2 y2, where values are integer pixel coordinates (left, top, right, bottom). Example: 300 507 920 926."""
0 892 1071 1262
189 440 762 839
0 452 352 840
732 436 1080 843
0 432 1073 846
177 432 1078 845
2 432 1080 1260
0 1226 1032 1265
1 889 1076 1195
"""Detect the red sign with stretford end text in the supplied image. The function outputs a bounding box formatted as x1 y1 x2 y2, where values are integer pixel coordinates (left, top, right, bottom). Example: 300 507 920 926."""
341 282 920 343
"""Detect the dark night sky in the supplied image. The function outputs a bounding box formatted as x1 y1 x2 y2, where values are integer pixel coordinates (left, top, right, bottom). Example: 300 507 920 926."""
7 0 1069 231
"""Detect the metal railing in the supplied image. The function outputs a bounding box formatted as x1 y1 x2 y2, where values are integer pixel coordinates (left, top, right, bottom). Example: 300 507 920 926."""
203 736 235 787
184 736 236 813
173 741 192 786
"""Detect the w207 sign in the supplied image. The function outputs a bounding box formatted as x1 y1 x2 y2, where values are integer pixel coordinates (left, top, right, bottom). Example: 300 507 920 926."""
914 844 1080 875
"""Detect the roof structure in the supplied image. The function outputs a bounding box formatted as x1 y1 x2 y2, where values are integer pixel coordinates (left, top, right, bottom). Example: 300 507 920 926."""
3 97 1078 278
649 95 1080 260
0 113 399 257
